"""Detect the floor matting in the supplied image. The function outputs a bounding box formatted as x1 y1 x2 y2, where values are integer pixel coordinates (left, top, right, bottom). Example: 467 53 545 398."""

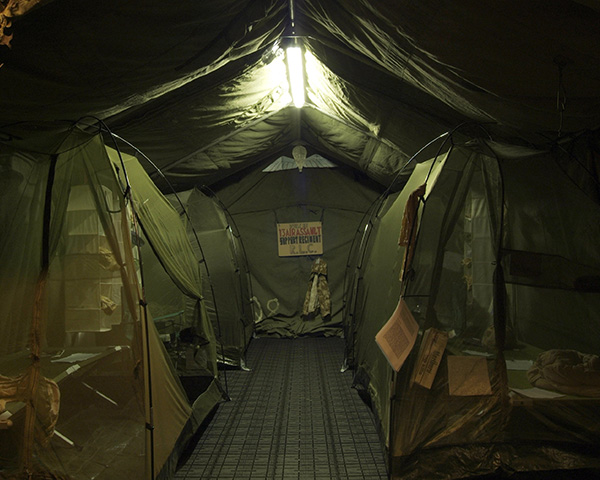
175 337 388 480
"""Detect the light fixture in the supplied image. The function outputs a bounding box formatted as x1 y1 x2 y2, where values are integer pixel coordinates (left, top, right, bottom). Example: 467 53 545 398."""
286 43 305 108
292 145 307 172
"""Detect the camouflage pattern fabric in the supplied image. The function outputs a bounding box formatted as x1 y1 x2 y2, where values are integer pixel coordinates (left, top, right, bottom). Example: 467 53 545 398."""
302 258 331 320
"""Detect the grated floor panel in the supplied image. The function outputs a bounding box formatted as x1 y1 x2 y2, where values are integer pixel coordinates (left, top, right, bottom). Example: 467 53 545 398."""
175 337 388 480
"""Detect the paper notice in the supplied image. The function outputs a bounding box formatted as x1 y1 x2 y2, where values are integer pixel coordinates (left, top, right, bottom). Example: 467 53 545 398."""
463 349 494 358
505 359 534 371
412 328 448 389
510 387 565 399
51 352 99 363
375 298 419 372
447 355 492 396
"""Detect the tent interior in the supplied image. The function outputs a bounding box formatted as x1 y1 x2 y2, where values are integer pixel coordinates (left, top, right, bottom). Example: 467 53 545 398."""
1 0 600 479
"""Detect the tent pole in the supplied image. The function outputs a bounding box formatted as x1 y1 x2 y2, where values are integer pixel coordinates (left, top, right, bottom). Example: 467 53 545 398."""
199 186 257 360
139 298 156 480
125 177 156 480
21 154 58 473
491 153 510 408
106 137 156 479
132 208 156 479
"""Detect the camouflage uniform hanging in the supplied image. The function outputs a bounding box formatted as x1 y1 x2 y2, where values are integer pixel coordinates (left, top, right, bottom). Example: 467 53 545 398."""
302 258 331 320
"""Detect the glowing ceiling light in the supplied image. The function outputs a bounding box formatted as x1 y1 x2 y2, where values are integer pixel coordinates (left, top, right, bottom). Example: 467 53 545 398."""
286 45 305 108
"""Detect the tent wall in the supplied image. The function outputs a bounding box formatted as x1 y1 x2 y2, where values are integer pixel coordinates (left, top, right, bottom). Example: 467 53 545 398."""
341 194 386 368
344 138 600 478
212 162 383 338
0 127 207 479
500 152 600 352
182 188 255 367
106 147 224 476
347 158 446 444
383 144 600 478
107 149 220 376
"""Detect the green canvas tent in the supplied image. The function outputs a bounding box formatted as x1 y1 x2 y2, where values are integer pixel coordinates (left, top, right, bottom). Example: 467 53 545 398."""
346 133 600 478
208 160 383 338
343 158 445 444
105 146 223 395
1 1 600 479
178 187 255 367
0 125 222 479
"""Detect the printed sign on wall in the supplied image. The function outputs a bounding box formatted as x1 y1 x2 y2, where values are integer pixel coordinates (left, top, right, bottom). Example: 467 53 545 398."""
277 222 323 257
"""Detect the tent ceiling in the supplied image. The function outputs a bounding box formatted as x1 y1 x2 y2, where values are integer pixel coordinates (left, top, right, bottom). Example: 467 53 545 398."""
1 0 599 191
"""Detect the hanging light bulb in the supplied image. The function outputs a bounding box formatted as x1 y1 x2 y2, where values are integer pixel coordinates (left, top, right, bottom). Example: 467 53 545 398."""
292 145 307 172
286 44 305 108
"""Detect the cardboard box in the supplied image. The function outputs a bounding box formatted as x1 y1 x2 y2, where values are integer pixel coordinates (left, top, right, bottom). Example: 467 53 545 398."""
412 327 448 389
